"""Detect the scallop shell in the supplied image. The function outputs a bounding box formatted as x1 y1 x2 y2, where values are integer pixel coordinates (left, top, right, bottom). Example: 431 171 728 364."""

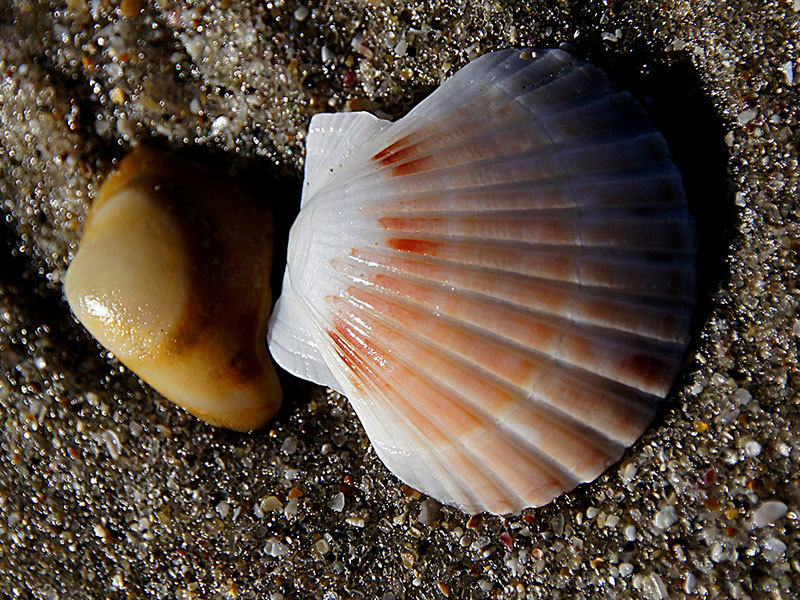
64 146 282 431
268 48 696 514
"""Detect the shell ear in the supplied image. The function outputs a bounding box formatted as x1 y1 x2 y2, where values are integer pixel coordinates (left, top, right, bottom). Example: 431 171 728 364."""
64 146 282 431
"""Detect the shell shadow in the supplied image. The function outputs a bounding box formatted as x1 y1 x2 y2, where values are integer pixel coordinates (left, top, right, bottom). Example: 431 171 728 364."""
589 52 733 346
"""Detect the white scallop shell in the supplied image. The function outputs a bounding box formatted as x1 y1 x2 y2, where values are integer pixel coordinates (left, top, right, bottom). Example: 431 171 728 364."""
268 48 696 514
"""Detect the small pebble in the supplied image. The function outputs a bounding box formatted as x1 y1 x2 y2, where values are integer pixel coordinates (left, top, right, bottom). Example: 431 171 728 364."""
210 115 230 136
621 463 637 482
738 108 757 125
619 563 634 577
751 501 788 528
684 572 697 594
745 440 762 457
293 5 309 22
314 538 330 555
102 430 122 460
499 532 514 552
642 573 668 600
120 0 142 17
281 437 297 454
418 499 441 526
260 496 282 513
654 506 677 529
284 499 299 517
762 536 787 562
625 525 637 541
264 538 288 557
779 60 794 85
321 46 335 63
93 523 109 541
328 492 345 512
345 516 365 528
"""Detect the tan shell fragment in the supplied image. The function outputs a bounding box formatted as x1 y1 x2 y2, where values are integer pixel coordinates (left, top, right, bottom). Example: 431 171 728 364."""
64 146 282 431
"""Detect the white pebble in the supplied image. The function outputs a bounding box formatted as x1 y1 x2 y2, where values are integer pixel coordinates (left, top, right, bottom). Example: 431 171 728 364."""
586 507 599 519
281 437 297 454
654 506 678 529
762 536 787 562
210 115 229 135
216 500 229 518
621 463 638 482
284 498 299 517
625 525 637 541
314 538 330 555
779 60 794 86
293 5 309 21
102 429 122 460
738 108 757 125
619 563 634 577
394 37 408 57
111 573 124 589
745 440 762 457
642 573 668 600
264 538 288 557
328 492 345 512
605 514 620 528
751 501 788 528
684 572 697 594
321 45 335 63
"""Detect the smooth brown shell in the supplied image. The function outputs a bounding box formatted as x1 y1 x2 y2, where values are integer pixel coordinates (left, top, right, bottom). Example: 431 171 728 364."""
64 146 282 431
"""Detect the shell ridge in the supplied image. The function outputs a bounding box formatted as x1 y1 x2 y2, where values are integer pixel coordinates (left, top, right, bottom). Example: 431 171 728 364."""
349 246 695 342
369 232 697 302
341 263 677 400
341 282 638 459
325 305 526 512
352 240 696 305
357 167 687 214
329 301 574 511
345 249 690 351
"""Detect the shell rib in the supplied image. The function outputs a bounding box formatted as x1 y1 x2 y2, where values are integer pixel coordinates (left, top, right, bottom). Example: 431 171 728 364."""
268 48 696 514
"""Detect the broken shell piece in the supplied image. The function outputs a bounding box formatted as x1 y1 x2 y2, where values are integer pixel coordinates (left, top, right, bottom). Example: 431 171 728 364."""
64 146 282 431
269 48 697 514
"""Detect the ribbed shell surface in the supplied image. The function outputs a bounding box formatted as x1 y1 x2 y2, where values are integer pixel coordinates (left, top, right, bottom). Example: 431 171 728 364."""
268 48 697 515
